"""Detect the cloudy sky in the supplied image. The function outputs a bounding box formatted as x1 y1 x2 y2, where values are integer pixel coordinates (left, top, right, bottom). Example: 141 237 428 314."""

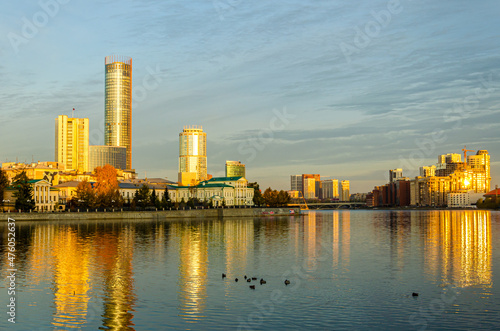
1 0 499 192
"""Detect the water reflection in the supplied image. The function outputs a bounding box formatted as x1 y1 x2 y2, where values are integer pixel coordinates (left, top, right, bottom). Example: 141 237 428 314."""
424 210 492 288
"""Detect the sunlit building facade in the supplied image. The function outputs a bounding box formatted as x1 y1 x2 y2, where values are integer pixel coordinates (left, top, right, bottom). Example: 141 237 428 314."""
55 115 89 172
105 55 132 169
89 145 127 171
341 180 350 202
178 125 207 185
225 160 245 178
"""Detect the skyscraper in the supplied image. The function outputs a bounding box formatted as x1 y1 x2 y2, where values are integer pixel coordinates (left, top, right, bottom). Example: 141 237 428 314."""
104 55 132 169
290 175 302 192
341 180 350 202
225 160 245 178
55 115 89 172
178 125 207 185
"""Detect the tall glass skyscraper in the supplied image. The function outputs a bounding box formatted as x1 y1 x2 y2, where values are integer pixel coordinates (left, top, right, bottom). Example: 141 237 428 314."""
105 55 132 169
179 125 207 184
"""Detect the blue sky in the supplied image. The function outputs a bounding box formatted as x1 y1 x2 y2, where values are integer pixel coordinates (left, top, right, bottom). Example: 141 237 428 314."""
1 0 499 192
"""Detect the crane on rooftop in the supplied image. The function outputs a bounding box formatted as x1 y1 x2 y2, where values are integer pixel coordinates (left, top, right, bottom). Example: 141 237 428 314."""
462 145 474 164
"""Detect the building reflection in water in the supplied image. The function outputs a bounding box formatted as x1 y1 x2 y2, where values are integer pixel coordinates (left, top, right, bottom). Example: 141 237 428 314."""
424 210 491 288
224 220 253 283
174 221 208 321
50 226 92 329
332 211 350 271
96 226 137 330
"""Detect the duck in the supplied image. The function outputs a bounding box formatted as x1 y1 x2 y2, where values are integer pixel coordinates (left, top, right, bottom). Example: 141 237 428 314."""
284 279 290 285
260 279 266 285
247 278 251 282
412 292 419 297
222 273 226 279
252 277 257 280
235 278 238 282
249 285 255 289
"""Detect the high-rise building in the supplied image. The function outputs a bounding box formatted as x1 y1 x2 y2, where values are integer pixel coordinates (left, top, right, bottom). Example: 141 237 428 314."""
89 145 127 171
321 179 339 199
467 150 491 193
55 115 89 172
225 160 245 178
303 177 316 199
420 165 436 177
341 180 350 202
104 55 132 169
389 169 403 183
302 174 320 197
290 175 303 193
179 125 207 185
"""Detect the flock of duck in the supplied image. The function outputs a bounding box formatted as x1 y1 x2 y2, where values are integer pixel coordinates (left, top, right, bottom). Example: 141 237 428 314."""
222 273 290 289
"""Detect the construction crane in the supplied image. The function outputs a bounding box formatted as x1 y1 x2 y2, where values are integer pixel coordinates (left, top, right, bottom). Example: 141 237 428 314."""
462 145 474 164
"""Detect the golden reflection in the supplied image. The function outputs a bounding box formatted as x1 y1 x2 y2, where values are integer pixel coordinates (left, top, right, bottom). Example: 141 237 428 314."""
304 212 316 270
425 210 491 287
341 211 351 266
51 227 91 329
224 220 253 282
97 227 137 330
25 225 57 284
175 222 208 319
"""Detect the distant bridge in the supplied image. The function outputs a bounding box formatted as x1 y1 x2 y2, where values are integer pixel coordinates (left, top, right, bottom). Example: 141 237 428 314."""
288 202 366 210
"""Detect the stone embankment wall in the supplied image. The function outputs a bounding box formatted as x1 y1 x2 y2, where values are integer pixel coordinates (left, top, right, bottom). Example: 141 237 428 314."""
1 207 301 221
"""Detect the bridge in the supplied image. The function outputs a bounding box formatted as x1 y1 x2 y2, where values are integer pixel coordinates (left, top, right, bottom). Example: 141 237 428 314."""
288 202 366 210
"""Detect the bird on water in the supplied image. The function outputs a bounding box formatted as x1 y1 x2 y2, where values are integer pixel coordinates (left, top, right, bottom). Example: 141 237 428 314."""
284 280 290 285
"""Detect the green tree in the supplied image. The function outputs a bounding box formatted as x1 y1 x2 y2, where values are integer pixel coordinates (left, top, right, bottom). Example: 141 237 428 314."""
134 184 150 209
263 187 279 207
249 182 265 206
12 171 35 211
0 169 9 206
160 186 172 208
150 187 159 208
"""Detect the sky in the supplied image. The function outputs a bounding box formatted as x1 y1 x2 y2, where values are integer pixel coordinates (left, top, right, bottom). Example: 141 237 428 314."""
1 0 499 193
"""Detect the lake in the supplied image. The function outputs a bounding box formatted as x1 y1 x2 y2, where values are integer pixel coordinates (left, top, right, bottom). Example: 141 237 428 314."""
1 210 499 330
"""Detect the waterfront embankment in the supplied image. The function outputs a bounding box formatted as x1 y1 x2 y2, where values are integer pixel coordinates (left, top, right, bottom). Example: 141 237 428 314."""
1 207 301 221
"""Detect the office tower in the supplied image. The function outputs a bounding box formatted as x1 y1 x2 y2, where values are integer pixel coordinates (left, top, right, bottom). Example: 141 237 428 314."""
302 174 320 197
303 177 316 199
341 180 350 202
290 175 302 192
389 169 403 183
420 166 436 177
321 179 339 199
55 115 89 172
225 160 245 178
438 153 461 164
104 55 132 169
467 150 491 193
178 125 207 185
88 146 127 171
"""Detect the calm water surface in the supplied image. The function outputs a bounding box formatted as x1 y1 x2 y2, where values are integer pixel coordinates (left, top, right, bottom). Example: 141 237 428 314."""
1 210 500 330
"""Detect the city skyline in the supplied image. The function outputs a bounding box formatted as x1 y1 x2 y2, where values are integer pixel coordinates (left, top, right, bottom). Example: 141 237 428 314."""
1 1 499 192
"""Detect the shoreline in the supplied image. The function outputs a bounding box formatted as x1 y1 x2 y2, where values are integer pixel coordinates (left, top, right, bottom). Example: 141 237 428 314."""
0 207 301 222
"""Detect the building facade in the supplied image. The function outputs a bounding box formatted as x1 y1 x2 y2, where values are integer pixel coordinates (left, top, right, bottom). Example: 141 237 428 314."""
89 146 127 171
290 175 302 193
178 125 207 185
105 55 132 169
55 115 89 172
321 179 339 200
341 180 350 202
225 161 245 178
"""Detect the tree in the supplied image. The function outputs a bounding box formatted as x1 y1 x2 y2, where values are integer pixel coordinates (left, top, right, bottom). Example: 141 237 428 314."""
73 180 96 209
94 164 122 208
263 187 279 207
133 184 150 209
161 186 172 208
12 171 35 211
0 169 8 206
277 190 291 206
249 182 265 206
150 188 159 208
